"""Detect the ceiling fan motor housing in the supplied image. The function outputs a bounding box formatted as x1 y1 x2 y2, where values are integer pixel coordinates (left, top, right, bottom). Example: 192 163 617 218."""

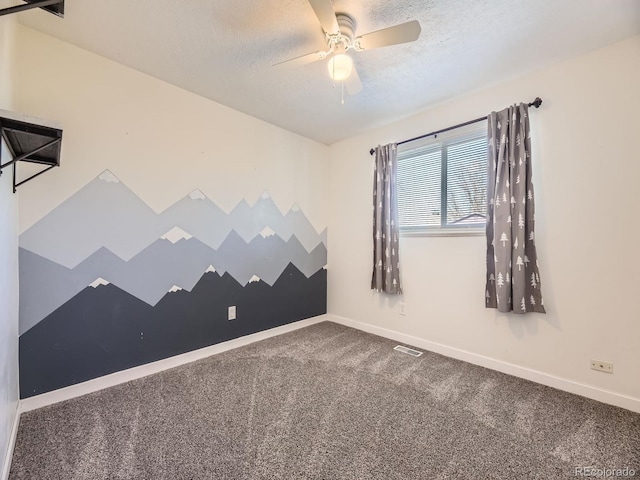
276 0 421 96
336 13 356 43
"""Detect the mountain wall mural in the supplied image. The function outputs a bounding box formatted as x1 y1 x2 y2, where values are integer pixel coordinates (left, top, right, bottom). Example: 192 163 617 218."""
19 171 327 398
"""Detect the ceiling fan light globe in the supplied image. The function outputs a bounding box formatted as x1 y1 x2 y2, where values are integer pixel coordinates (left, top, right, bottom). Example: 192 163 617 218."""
328 54 353 81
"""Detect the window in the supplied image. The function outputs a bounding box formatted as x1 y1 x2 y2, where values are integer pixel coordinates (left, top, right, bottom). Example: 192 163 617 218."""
397 126 488 234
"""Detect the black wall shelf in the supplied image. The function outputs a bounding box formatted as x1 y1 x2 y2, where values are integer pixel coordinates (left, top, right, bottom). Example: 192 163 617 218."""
0 114 63 193
0 0 64 18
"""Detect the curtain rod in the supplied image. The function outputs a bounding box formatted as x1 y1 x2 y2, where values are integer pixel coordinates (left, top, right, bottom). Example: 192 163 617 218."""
368 97 543 156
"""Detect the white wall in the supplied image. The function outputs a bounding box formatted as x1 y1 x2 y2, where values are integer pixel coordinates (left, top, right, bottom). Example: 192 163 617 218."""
13 26 328 233
0 13 20 479
8 22 639 416
328 36 640 409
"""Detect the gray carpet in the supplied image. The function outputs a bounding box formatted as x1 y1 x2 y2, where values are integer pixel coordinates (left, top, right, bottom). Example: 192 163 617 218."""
9 322 640 479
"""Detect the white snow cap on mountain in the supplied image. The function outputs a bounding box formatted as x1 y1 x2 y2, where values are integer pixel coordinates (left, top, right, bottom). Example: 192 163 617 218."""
161 227 193 244
205 265 216 273
249 275 260 283
290 203 300 212
189 189 206 200
98 170 119 184
89 277 110 288
260 227 275 238
168 285 183 293
260 191 270 199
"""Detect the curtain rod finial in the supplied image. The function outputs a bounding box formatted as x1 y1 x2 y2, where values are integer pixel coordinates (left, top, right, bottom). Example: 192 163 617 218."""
368 97 542 156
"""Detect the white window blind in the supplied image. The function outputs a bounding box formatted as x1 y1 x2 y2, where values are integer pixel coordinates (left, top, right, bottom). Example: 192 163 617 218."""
397 145 441 228
397 128 487 233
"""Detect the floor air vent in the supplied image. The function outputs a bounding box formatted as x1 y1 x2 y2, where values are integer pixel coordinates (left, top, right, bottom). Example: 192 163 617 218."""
394 345 423 357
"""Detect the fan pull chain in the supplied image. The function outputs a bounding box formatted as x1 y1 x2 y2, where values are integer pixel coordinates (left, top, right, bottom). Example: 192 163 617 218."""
341 81 345 105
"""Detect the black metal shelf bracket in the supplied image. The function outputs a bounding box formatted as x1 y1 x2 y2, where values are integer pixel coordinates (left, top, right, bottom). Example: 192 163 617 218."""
0 0 64 18
0 113 63 193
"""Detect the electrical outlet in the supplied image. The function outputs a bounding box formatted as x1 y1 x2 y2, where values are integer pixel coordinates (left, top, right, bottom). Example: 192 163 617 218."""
399 301 407 316
591 360 613 373
228 306 236 321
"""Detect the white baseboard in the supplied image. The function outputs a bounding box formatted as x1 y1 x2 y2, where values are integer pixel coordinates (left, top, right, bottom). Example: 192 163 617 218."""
19 312 639 415
20 315 327 413
328 314 640 413
1 403 20 480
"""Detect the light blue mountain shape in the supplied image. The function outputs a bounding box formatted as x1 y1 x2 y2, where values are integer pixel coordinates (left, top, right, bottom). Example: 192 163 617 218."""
228 197 285 244
225 197 326 253
19 171 326 268
19 231 327 335
158 193 231 250
280 207 328 253
158 193 325 253
19 173 166 269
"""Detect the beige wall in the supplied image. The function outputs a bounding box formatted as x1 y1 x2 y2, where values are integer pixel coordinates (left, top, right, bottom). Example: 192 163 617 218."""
327 35 640 409
0 13 20 478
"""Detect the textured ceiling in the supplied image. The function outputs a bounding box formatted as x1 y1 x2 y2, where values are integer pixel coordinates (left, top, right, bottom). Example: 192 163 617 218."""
11 0 640 144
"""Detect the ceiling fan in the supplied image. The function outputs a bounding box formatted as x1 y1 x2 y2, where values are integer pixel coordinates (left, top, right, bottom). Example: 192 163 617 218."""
276 0 421 97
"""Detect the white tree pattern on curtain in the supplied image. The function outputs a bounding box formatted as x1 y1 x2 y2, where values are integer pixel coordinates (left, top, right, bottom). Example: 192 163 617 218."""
486 104 545 313
372 143 402 294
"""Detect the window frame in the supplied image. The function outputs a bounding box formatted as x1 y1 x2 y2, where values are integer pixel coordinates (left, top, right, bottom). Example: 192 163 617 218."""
397 124 488 237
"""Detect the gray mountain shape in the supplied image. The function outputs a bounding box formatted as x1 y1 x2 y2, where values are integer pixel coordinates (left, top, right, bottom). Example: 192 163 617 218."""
215 231 327 286
161 196 327 252
79 240 212 305
19 248 96 336
19 172 326 268
19 232 327 335
286 236 327 281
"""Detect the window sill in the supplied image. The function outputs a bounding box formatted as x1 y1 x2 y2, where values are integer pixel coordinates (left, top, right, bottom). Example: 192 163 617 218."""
400 227 485 238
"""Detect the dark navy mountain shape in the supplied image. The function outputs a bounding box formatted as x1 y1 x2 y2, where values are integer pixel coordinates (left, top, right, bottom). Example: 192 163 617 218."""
19 232 327 335
19 263 327 399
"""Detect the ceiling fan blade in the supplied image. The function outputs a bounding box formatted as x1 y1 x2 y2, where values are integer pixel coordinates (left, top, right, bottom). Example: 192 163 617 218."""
345 65 362 95
355 20 421 50
273 51 324 67
308 0 340 35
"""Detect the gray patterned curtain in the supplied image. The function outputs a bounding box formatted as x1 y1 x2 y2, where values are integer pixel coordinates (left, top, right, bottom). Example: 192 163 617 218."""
486 104 545 313
372 143 402 294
